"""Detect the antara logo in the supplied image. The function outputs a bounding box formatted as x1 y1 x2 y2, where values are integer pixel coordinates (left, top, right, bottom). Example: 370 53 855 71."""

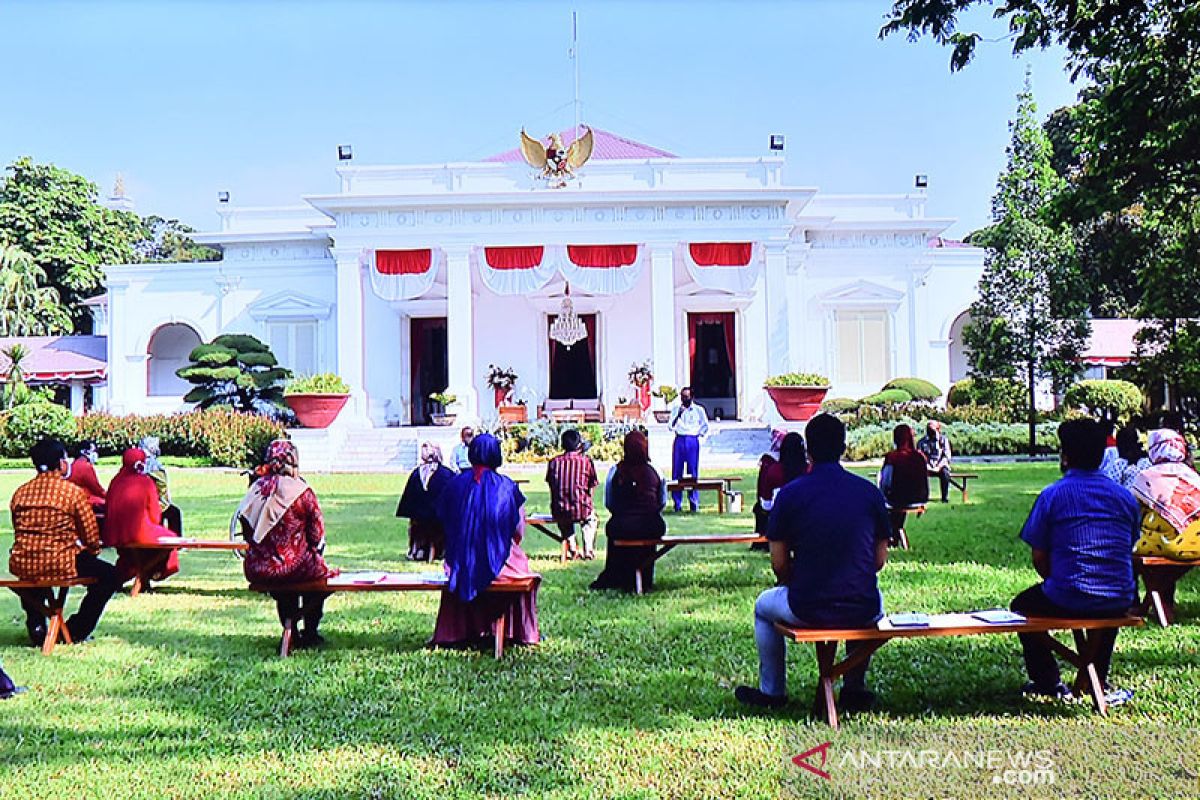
792 742 833 780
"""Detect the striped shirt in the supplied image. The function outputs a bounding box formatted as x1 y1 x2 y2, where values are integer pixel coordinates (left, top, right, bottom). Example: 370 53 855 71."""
546 450 598 522
1019 469 1141 611
9 472 101 581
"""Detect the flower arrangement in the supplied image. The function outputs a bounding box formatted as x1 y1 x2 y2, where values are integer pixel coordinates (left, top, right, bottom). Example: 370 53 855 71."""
627 360 653 387
429 391 457 408
485 364 519 391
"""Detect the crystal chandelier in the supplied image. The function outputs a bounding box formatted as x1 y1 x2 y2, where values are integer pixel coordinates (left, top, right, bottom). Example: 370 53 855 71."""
549 283 588 349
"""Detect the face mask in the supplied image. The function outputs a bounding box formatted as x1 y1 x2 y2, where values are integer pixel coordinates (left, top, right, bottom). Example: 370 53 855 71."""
61 459 73 480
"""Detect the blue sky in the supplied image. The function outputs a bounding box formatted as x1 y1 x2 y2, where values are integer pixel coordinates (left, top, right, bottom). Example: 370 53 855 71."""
0 0 1080 237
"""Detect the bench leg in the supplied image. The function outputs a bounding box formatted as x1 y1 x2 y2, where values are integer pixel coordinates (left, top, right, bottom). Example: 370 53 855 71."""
494 613 507 660
130 573 145 598
634 568 644 596
41 586 73 656
1138 565 1190 627
1033 629 1109 715
717 489 724 515
897 527 909 551
561 540 569 563
814 642 839 730
280 619 295 658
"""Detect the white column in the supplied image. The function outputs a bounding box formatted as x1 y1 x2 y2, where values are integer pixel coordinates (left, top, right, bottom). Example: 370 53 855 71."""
445 246 478 419
649 245 677 389
105 282 127 414
333 248 368 421
786 245 809 373
763 243 790 376
69 381 86 415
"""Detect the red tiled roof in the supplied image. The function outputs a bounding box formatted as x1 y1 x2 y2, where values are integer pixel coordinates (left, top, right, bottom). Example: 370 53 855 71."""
485 127 676 163
0 336 107 382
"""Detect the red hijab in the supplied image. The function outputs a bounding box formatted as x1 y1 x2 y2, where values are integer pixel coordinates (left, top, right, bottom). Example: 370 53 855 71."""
103 448 167 547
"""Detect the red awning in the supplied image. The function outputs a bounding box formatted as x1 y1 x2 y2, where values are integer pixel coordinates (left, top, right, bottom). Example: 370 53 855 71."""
376 249 432 275
484 246 545 270
567 244 638 268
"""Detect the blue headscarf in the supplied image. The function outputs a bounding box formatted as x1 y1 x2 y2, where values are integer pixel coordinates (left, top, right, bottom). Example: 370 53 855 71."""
437 433 525 602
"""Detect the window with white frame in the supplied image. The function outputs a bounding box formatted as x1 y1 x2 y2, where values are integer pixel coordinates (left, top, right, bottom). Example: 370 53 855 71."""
268 320 318 376
835 309 890 386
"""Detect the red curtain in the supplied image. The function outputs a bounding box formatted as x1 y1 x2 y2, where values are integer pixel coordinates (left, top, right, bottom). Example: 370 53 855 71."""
376 249 432 275
485 246 544 270
567 244 638 268
688 312 736 373
689 242 752 267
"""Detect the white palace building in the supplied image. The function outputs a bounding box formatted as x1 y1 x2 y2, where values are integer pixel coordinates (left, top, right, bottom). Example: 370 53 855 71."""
97 129 983 444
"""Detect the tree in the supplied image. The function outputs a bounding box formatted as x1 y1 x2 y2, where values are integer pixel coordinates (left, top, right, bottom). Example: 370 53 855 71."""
963 76 1088 454
135 216 222 263
0 244 72 335
0 157 145 332
176 334 292 414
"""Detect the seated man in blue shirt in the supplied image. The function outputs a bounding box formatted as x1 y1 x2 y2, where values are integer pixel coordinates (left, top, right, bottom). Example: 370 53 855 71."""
1012 417 1140 705
736 414 891 713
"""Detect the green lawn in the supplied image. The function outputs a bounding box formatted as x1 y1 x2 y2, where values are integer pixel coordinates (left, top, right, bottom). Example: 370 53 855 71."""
0 463 1196 799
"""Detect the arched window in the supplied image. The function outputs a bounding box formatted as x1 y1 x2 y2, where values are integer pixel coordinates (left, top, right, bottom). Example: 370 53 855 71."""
948 311 973 383
147 323 202 396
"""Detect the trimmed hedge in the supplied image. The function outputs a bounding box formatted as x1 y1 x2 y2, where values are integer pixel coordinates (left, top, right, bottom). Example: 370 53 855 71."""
498 420 643 463
1063 379 1143 423
0 402 77 457
845 420 1059 461
820 397 861 414
946 378 1026 412
859 388 913 407
882 377 941 401
76 408 285 468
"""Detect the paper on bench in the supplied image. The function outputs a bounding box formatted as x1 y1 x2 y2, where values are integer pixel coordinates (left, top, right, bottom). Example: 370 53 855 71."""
330 571 389 585
886 613 931 628
971 609 1027 625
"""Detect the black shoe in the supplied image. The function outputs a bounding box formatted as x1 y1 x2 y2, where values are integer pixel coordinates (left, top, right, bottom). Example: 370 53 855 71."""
27 625 46 648
1021 681 1073 700
298 630 326 649
839 687 877 713
735 685 787 709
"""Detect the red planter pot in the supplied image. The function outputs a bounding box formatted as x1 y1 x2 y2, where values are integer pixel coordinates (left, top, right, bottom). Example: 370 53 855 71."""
285 393 350 428
764 385 829 422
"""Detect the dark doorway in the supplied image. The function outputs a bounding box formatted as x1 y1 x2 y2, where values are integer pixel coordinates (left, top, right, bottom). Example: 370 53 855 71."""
410 317 448 425
548 314 598 399
688 312 737 420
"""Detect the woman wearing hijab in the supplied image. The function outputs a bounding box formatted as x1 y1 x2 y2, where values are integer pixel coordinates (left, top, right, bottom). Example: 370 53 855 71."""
104 447 180 586
67 440 106 510
139 436 182 534
752 432 808 548
1132 429 1200 562
879 424 930 545
396 441 455 561
590 431 668 592
432 433 540 648
238 440 337 648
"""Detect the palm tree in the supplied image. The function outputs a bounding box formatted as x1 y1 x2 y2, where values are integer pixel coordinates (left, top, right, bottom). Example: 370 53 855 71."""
1 342 32 409
0 244 70 335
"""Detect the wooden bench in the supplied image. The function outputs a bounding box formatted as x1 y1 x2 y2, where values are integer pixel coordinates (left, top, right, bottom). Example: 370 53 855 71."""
248 573 540 659
777 612 1143 728
122 537 249 597
933 471 978 503
0 577 98 655
885 503 926 551
611 533 765 594
666 476 742 513
527 514 572 562
1135 555 1198 627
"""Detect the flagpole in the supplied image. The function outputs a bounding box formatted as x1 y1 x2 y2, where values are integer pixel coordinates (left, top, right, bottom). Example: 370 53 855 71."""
572 10 580 138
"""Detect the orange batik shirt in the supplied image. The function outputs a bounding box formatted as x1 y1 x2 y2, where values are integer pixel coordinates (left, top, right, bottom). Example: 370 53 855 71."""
9 473 101 581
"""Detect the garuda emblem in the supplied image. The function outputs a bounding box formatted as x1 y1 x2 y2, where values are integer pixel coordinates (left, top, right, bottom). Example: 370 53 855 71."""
520 127 594 188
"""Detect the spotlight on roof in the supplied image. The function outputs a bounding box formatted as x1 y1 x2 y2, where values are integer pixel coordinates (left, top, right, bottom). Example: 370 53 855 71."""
337 144 353 161
769 134 785 151
915 174 929 189
217 191 230 203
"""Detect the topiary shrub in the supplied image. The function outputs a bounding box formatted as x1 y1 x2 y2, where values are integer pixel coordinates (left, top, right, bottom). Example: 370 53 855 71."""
1063 379 1144 423
176 334 291 414
821 397 861 414
0 401 76 457
882 377 941 402
859 388 913 407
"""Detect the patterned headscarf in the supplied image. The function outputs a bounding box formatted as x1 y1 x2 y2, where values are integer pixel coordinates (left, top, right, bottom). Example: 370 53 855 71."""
1133 429 1200 534
253 439 300 499
1148 429 1188 466
418 441 443 489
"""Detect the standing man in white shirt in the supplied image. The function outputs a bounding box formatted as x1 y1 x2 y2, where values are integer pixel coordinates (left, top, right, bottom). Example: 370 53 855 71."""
449 426 474 472
668 386 710 512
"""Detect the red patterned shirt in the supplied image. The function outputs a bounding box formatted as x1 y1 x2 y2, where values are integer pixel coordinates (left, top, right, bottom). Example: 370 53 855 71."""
546 450 598 522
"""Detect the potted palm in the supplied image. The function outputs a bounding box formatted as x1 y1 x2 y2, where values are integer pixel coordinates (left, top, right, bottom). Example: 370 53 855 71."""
651 384 678 424
764 373 831 421
284 373 351 428
429 391 457 426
